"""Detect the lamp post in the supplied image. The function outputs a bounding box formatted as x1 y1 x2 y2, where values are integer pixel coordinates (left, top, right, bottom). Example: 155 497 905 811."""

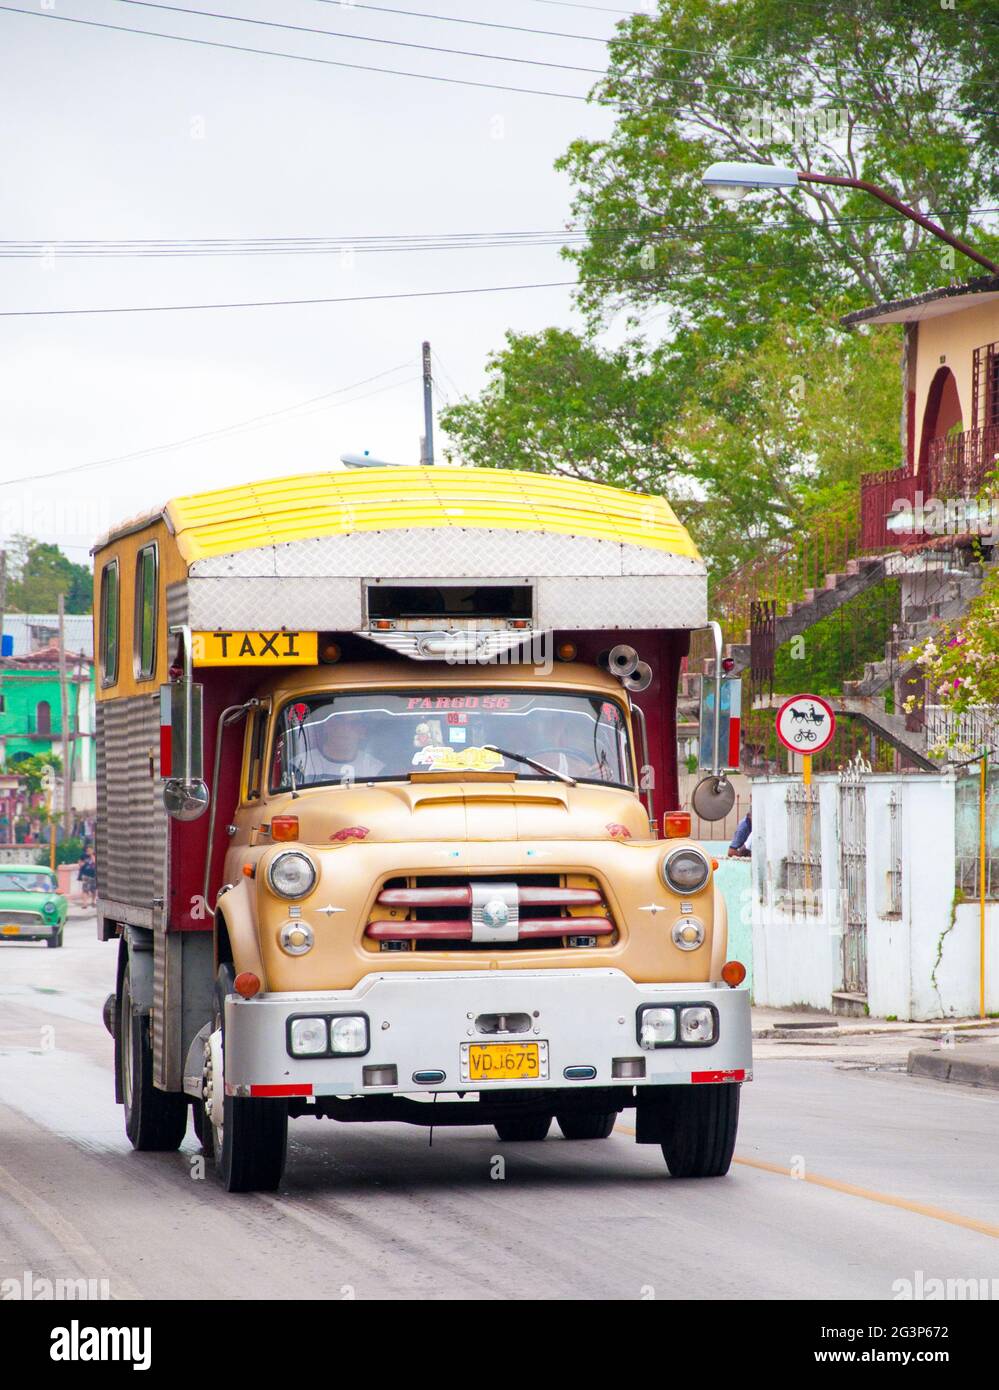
701 161 999 275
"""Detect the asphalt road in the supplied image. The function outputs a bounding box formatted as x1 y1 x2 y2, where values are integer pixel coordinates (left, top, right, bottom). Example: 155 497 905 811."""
1 912 997 1301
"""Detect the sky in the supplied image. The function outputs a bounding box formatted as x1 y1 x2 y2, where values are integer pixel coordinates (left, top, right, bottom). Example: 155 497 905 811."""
0 0 649 568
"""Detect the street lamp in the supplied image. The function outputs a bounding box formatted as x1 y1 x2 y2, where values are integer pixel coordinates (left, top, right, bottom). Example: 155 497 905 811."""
701 161 999 275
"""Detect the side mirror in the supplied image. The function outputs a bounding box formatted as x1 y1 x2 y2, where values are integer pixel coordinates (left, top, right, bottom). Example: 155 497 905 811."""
160 665 208 822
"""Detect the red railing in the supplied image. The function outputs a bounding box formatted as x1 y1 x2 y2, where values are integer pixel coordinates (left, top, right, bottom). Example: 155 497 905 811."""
860 424 999 550
692 510 861 661
859 467 922 550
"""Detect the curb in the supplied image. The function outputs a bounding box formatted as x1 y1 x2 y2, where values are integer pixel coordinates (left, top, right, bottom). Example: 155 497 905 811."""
907 1045 999 1090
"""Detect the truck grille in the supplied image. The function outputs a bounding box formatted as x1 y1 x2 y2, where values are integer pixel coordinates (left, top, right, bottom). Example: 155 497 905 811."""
365 874 616 951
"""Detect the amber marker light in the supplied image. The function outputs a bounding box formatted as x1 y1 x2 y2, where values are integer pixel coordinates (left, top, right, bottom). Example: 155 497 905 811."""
556 641 577 662
664 812 691 839
271 815 300 842
234 972 261 998
722 960 747 988
242 863 255 878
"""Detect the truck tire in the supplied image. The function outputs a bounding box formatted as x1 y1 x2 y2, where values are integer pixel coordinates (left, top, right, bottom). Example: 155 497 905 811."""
557 1111 616 1140
659 1084 740 1178
494 1114 551 1142
210 975 287 1192
120 961 189 1152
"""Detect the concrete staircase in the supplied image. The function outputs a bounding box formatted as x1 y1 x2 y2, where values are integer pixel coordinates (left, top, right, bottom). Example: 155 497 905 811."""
842 560 990 698
724 556 887 676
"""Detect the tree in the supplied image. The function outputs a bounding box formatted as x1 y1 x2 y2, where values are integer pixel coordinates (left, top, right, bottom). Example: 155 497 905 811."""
442 313 900 577
7 537 91 614
559 0 999 338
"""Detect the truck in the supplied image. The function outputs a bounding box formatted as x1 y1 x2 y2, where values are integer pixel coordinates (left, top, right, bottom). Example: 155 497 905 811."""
94 464 751 1192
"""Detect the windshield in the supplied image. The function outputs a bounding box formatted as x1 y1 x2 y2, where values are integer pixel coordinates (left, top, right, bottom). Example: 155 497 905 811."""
1 872 58 893
269 689 634 791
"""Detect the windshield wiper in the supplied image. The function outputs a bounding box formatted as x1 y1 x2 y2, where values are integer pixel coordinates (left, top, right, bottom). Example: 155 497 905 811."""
482 745 576 787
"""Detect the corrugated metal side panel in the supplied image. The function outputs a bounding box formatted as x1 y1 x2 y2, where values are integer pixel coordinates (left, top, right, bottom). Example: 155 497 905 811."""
96 695 167 918
166 580 188 628
153 929 183 1090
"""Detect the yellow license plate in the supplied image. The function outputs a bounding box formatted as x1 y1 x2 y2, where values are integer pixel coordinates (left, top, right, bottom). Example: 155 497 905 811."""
466 1042 541 1081
1 925 21 935
192 630 318 667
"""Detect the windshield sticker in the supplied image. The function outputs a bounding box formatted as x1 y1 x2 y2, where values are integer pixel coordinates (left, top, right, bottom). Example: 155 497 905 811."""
412 745 504 772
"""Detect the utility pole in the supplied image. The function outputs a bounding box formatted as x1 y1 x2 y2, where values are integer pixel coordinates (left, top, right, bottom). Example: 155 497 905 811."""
421 340 435 465
58 593 73 835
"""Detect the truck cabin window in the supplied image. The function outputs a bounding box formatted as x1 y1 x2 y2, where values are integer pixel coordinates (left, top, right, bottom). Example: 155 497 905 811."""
269 691 634 791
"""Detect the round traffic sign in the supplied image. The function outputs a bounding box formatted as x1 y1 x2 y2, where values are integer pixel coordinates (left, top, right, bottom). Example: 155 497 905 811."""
775 694 836 754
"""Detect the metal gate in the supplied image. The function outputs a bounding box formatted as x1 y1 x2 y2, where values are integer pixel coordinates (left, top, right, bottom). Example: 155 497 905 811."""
838 759 869 994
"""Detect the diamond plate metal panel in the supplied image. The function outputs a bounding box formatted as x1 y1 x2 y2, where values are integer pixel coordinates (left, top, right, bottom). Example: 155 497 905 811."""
187 577 363 630
95 696 167 918
537 576 706 629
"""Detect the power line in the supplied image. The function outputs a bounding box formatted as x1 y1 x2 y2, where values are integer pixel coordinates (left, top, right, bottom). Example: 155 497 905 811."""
5 206 994 259
109 0 606 74
0 364 418 488
0 279 579 318
0 6 589 101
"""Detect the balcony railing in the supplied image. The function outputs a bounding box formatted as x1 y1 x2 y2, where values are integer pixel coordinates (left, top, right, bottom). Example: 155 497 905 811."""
859 424 999 551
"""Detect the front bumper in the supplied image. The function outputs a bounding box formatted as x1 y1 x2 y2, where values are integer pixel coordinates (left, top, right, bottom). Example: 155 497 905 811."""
0 915 62 940
223 968 752 1097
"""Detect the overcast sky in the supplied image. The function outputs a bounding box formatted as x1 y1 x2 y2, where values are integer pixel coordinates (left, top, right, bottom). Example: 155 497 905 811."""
0 0 648 567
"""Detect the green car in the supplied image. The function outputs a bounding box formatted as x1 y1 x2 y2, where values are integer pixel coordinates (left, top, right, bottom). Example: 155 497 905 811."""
0 864 68 948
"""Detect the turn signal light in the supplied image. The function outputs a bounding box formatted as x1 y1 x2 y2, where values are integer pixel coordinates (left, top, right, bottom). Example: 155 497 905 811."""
664 812 691 839
271 815 300 842
556 641 577 661
234 972 261 998
721 960 747 988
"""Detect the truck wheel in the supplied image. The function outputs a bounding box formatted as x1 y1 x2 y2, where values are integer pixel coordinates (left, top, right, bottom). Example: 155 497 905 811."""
45 928 64 949
210 976 287 1192
659 1085 740 1179
120 961 189 1152
557 1111 616 1140
494 1114 551 1142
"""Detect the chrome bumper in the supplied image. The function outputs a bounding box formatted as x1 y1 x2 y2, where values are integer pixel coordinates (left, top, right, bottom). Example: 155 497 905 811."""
223 968 752 1097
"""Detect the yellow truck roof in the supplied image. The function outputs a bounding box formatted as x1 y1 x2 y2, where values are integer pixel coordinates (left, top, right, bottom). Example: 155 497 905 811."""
160 466 699 564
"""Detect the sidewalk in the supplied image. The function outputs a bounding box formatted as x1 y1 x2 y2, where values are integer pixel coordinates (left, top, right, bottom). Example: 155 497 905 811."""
907 1043 999 1091
751 1006 999 1070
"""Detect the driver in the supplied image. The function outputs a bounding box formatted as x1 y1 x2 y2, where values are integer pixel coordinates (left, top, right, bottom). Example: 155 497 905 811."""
302 709 385 783
526 708 608 779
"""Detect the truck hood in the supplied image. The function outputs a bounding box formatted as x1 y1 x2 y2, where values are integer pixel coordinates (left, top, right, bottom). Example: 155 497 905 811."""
260 779 652 845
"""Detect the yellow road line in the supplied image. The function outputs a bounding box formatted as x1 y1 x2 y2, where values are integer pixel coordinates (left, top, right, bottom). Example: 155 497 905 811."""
614 1126 999 1240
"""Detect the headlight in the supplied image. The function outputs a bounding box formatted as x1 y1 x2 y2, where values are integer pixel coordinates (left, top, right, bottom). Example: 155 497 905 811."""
662 847 710 894
680 1006 716 1044
639 1006 677 1049
330 1016 368 1055
289 1017 328 1056
267 850 317 900
671 917 705 951
279 921 315 956
43 900 58 918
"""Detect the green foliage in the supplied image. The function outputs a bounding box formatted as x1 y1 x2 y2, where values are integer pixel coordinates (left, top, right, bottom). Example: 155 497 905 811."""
55 836 85 867
906 571 999 730
559 0 999 333
11 753 64 798
443 0 999 587
774 580 900 696
8 535 91 615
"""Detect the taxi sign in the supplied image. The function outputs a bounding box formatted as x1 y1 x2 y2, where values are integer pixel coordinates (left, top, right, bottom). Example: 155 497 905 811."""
775 694 836 754
192 631 318 667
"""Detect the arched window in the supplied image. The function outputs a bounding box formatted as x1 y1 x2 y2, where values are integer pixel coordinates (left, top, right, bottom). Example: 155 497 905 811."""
36 701 51 735
918 366 962 475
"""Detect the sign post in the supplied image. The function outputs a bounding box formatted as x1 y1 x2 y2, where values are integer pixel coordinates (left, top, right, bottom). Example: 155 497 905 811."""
775 696 836 895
